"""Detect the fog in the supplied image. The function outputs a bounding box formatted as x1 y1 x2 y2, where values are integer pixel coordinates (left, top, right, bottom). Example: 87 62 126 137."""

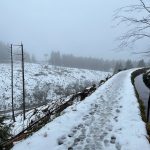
0 0 147 60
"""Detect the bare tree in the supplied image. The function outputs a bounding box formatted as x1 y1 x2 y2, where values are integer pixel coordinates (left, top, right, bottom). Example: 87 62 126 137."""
114 0 150 51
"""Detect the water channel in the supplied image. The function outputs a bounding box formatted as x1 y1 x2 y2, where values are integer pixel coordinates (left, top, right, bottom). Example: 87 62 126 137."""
134 74 150 121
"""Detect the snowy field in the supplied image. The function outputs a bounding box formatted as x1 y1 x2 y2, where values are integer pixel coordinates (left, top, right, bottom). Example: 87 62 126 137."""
0 63 110 111
12 69 150 150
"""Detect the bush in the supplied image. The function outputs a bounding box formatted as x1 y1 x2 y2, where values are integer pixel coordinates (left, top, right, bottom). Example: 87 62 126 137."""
33 83 50 105
0 116 10 149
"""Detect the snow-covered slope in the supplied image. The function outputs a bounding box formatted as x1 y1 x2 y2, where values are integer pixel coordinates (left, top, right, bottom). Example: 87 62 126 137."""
12 69 150 150
0 63 110 111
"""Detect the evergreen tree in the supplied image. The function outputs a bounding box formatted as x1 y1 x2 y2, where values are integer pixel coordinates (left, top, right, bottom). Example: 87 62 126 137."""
125 60 133 69
0 116 10 149
49 51 127 71
137 59 146 68
0 42 9 63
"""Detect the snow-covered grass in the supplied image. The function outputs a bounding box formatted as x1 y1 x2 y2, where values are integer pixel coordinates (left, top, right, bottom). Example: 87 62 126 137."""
5 95 72 136
0 63 110 111
0 63 111 136
12 69 150 150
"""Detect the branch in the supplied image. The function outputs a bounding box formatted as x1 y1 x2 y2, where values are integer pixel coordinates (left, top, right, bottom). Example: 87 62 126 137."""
132 50 150 54
115 15 150 26
139 0 150 13
114 0 150 49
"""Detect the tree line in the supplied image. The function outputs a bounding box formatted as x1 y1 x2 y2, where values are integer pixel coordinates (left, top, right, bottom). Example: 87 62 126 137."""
49 51 115 71
0 42 148 72
0 42 36 63
49 51 148 72
0 42 10 63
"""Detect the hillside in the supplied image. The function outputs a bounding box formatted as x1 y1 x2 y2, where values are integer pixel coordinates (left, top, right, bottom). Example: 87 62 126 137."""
0 63 111 111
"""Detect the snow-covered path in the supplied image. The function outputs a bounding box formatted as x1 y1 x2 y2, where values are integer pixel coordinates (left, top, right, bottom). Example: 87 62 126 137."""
12 70 150 150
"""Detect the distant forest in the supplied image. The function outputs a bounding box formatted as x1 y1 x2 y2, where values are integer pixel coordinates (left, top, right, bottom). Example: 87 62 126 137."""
0 42 149 72
49 51 149 72
0 42 9 63
0 42 35 63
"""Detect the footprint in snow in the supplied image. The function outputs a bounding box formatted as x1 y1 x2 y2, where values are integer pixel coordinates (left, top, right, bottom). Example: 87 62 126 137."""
116 109 120 113
110 135 116 144
82 115 89 121
104 139 109 147
68 133 74 138
106 125 113 132
57 135 66 145
114 116 118 122
115 142 121 150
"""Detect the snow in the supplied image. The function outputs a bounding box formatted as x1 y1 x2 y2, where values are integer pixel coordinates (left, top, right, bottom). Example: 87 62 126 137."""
5 95 73 135
12 69 150 150
0 63 110 111
1 63 110 136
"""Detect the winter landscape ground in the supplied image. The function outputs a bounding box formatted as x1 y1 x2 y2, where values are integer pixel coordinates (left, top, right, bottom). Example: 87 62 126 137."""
0 63 111 137
0 63 110 111
1 0 150 149
11 69 150 150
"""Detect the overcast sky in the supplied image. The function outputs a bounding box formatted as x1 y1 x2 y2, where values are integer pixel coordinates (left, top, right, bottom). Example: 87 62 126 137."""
0 0 147 60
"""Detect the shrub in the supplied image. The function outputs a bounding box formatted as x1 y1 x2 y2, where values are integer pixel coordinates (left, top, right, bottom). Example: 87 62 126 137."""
0 116 10 149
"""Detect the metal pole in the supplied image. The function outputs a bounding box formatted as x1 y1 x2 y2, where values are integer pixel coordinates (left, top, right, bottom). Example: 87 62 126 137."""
21 43 26 120
147 93 150 122
11 44 15 122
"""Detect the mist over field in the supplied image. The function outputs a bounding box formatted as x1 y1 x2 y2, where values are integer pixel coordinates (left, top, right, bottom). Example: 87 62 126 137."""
0 0 147 61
